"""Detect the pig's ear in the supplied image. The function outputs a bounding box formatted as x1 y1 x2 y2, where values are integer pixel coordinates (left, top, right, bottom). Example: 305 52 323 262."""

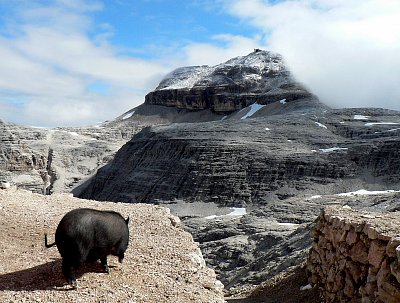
125 217 129 225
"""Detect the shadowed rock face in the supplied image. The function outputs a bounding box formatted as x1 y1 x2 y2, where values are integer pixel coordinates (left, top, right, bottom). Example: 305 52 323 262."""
77 108 400 205
145 50 315 113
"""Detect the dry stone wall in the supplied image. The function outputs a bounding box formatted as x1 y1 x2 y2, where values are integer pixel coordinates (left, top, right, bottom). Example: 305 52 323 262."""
308 205 400 303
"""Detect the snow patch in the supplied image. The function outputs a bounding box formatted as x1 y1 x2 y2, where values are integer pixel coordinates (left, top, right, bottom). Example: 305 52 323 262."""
277 222 299 227
265 127 271 131
221 115 228 121
244 74 262 81
241 103 266 120
353 115 370 120
310 195 322 199
122 111 135 120
228 208 247 216
68 132 79 137
365 122 400 126
279 98 287 105
337 189 400 196
319 147 348 153
315 122 327 129
204 207 247 220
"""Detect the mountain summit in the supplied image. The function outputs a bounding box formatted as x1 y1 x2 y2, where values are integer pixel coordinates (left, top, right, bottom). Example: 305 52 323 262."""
144 49 318 114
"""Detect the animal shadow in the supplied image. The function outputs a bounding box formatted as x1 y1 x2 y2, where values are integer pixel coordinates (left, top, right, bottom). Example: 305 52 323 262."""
0 259 109 291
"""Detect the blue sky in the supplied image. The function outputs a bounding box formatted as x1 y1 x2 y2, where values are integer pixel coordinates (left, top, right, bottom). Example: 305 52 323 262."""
0 0 399 126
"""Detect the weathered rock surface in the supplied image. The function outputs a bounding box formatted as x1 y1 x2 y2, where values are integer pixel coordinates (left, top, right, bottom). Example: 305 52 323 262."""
0 118 151 194
308 202 400 303
145 50 317 113
78 108 400 205
0 188 224 303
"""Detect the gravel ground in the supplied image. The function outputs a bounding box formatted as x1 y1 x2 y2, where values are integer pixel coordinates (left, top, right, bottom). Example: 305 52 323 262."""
0 188 224 303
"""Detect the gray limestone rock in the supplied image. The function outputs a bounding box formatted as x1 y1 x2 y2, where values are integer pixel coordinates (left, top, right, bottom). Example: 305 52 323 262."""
0 119 152 194
77 109 400 205
145 50 317 113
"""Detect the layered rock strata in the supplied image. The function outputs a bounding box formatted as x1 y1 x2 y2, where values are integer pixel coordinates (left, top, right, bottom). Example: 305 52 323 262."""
78 109 400 205
308 205 400 303
145 50 315 113
0 118 151 194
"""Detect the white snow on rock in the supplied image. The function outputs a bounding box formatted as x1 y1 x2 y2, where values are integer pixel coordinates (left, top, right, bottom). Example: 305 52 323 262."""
279 98 287 104
353 115 370 120
319 147 348 153
157 50 285 91
365 122 400 126
159 66 211 90
315 122 327 129
241 103 266 120
337 189 400 197
205 207 247 220
277 222 299 227
122 110 135 120
228 208 247 216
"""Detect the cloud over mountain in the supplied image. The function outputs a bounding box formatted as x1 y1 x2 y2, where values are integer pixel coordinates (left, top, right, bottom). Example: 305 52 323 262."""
223 0 400 110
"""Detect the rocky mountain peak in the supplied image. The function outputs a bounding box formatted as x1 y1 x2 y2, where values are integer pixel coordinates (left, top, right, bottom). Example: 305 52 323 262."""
145 49 315 113
156 50 286 91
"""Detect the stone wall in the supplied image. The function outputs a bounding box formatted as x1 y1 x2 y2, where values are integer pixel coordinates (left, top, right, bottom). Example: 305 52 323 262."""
308 205 400 303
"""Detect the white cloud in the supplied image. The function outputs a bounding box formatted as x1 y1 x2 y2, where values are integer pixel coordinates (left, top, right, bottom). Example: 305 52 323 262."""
223 0 400 110
0 0 264 127
0 0 169 127
4 0 398 127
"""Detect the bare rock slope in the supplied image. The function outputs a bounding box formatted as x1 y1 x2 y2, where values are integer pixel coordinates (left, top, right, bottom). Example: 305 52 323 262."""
145 50 316 113
0 188 224 303
0 118 151 195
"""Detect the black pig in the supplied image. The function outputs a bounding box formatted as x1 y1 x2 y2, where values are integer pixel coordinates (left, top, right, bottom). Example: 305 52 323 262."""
45 208 129 288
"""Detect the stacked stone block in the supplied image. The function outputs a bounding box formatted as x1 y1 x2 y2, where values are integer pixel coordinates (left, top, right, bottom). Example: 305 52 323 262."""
308 205 400 303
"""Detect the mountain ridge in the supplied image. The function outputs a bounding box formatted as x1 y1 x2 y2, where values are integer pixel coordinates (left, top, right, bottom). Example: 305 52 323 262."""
144 50 320 114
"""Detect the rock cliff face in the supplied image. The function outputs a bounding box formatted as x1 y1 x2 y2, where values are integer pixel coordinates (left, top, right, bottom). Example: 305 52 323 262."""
0 118 151 194
78 109 400 205
145 50 315 113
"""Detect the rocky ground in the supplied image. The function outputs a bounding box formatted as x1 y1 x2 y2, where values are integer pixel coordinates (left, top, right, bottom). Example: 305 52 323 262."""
225 264 321 303
0 188 224 303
